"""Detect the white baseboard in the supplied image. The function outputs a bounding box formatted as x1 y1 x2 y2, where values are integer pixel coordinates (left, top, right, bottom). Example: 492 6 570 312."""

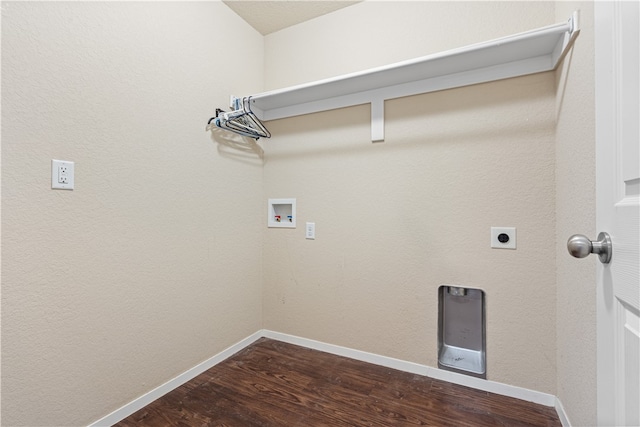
555 397 572 427
91 329 565 425
263 330 557 407
261 330 431 376
88 330 263 427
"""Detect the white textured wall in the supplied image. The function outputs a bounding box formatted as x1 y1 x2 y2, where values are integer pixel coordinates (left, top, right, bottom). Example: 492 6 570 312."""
265 1 556 90
1 1 600 424
263 1 559 394
1 2 264 425
555 2 597 426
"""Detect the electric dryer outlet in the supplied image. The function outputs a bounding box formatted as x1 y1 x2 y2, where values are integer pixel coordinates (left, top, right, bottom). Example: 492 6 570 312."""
490 227 516 249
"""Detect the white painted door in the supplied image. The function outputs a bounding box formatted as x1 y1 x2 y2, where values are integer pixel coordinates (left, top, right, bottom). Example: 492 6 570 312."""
595 1 640 426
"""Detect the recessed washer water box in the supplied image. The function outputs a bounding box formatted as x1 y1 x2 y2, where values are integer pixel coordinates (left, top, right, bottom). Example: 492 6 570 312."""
438 285 486 379
268 198 296 228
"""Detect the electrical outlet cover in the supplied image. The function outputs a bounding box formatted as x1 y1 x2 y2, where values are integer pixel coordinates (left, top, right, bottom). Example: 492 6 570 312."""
491 227 516 249
52 159 74 190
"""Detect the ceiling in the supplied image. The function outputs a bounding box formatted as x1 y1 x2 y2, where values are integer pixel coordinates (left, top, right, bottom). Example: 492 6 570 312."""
222 1 362 35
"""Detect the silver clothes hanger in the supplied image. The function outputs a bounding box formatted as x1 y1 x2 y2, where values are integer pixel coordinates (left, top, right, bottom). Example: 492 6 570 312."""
208 96 271 140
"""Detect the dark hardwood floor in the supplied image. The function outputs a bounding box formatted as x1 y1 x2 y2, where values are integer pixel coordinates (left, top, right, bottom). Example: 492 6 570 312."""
114 338 561 426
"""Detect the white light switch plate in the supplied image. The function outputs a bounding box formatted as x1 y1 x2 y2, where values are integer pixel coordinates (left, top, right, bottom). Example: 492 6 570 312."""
305 222 315 240
51 159 74 190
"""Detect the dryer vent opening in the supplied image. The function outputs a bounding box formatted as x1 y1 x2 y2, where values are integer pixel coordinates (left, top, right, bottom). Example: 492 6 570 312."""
438 285 486 379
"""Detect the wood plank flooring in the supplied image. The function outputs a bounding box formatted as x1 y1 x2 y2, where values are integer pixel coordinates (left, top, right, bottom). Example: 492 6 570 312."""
114 338 561 426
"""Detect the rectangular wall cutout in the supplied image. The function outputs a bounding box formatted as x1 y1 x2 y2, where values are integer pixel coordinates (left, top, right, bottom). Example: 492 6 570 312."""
438 285 486 379
268 198 296 228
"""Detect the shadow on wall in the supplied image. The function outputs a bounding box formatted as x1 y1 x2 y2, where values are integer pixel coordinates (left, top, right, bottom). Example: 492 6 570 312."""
207 123 265 165
555 47 575 122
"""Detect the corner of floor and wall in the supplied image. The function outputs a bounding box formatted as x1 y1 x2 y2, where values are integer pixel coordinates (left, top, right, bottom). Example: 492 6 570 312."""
1 1 597 426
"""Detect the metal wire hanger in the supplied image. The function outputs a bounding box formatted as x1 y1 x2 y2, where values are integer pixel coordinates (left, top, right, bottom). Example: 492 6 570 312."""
208 96 271 140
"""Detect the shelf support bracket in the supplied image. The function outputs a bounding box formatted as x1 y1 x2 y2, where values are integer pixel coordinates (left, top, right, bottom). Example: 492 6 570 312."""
553 10 581 69
371 99 385 142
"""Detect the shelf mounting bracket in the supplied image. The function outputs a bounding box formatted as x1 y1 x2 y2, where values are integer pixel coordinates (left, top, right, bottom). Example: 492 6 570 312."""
371 99 385 142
